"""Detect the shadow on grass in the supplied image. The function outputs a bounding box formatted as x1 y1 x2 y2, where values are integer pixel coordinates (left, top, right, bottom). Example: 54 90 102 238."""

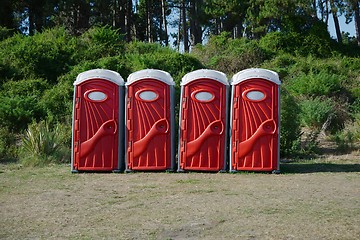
280 163 360 174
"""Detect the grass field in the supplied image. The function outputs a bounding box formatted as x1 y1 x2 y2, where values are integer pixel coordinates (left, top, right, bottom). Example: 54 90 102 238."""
1 158 359 239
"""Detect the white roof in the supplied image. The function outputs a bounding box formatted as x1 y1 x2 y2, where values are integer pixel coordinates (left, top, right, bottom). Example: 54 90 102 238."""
74 69 124 86
181 69 229 86
126 69 175 86
231 68 281 85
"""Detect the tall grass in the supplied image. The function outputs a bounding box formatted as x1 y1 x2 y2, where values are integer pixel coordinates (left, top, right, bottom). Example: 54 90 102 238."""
20 121 70 166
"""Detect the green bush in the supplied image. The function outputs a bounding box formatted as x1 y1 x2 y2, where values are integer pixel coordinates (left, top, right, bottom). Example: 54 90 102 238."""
0 28 78 83
287 70 344 97
259 25 333 58
0 26 14 41
280 88 301 157
79 26 126 61
127 52 203 85
0 127 17 163
126 41 173 55
0 79 49 131
300 97 335 130
192 33 267 75
259 31 302 55
332 130 355 153
20 121 70 166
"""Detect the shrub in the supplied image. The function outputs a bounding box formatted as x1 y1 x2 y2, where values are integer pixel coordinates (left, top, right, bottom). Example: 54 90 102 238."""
259 24 332 58
0 79 49 131
287 70 344 97
79 26 126 60
0 28 78 83
259 31 302 55
127 52 203 85
0 26 14 41
299 97 335 130
280 88 301 157
332 130 356 153
191 33 267 75
20 121 69 166
0 127 17 163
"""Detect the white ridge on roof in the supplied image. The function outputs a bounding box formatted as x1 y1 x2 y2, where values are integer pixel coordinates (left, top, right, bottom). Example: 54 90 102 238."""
231 68 281 85
181 69 229 86
126 69 175 86
74 69 124 86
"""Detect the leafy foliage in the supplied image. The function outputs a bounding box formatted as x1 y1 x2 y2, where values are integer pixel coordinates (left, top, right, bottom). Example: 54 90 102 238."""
0 28 78 83
192 32 268 75
20 121 70 166
280 89 301 157
0 79 49 131
287 70 344 97
0 26 358 163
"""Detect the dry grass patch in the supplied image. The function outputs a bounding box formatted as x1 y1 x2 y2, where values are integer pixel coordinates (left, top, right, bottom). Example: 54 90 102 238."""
1 159 359 239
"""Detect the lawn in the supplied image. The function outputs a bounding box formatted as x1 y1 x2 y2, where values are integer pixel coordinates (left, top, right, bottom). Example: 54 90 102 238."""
0 158 359 239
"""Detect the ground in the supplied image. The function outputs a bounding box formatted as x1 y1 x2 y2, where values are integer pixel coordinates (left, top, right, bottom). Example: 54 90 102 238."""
0 152 359 239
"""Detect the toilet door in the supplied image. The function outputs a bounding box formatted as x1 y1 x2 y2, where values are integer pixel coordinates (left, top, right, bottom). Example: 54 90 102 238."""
232 79 279 171
179 79 227 171
73 79 119 171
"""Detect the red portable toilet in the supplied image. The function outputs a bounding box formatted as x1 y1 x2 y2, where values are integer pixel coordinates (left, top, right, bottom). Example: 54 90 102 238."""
178 69 229 172
230 68 281 173
125 69 175 171
71 69 125 172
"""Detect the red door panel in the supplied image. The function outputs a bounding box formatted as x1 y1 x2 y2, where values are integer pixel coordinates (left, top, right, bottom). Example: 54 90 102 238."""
179 79 227 171
232 79 279 171
127 79 171 170
73 79 119 171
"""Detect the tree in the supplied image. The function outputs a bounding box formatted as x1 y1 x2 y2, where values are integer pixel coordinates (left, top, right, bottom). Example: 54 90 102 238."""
345 0 360 45
53 0 91 35
0 0 16 29
330 0 343 43
182 0 189 52
204 0 249 38
161 0 169 46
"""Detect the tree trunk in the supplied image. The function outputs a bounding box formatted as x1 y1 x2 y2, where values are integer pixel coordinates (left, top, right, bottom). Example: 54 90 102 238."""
189 0 202 47
119 0 126 35
325 0 329 26
161 0 168 46
0 0 15 29
125 0 132 42
147 0 152 42
28 7 35 35
113 0 118 28
178 4 182 51
182 0 189 52
354 1 360 46
330 0 342 43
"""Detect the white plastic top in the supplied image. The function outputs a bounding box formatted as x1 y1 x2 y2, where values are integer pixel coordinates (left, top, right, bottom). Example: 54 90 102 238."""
231 68 281 85
181 69 229 86
74 69 125 86
126 69 175 86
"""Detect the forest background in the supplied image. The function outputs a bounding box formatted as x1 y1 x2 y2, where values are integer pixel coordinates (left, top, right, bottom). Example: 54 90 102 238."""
0 0 359 165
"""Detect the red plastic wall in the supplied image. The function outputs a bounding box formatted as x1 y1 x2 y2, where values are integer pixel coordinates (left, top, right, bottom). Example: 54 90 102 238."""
73 79 119 171
179 79 227 171
126 79 171 170
231 78 279 171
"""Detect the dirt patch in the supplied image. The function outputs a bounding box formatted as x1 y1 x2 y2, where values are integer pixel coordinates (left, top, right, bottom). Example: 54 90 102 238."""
0 159 359 239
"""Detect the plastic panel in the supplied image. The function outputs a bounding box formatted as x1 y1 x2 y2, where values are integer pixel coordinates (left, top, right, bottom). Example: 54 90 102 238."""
72 78 120 171
126 78 173 171
178 77 228 172
231 78 280 172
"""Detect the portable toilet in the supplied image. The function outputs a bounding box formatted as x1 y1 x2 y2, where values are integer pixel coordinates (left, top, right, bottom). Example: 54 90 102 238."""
125 69 175 171
178 69 229 172
71 69 125 172
230 68 281 173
